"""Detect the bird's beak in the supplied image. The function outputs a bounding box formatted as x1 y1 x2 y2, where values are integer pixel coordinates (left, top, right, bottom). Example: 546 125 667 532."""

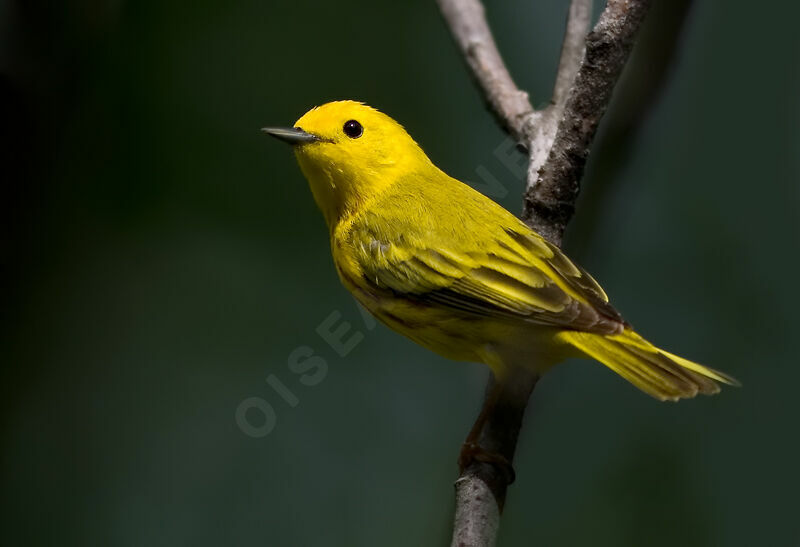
261 126 320 145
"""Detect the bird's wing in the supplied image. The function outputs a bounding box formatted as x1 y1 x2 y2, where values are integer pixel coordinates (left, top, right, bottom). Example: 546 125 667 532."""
346 207 626 335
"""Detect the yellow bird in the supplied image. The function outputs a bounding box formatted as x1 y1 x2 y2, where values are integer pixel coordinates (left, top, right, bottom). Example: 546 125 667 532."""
264 100 738 403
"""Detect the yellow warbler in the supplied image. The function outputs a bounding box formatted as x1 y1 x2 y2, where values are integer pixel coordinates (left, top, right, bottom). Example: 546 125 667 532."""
264 101 738 401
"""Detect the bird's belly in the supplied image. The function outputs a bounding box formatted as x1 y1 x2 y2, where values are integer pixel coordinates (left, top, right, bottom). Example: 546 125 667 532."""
367 298 486 362
350 286 570 371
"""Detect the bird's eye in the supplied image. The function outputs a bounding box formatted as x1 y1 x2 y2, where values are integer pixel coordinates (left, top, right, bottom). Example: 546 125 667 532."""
343 120 363 139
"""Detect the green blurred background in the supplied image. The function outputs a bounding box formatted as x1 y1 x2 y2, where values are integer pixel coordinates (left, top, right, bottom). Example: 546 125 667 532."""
2 0 798 545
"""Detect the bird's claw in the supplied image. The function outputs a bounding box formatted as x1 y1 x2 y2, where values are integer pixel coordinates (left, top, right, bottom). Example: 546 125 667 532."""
458 442 516 484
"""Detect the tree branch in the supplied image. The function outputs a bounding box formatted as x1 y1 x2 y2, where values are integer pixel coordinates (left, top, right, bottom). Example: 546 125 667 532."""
524 0 652 245
452 370 537 547
439 1 652 545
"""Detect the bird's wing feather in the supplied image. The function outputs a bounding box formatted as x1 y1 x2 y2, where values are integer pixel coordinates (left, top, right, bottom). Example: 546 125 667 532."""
346 197 625 334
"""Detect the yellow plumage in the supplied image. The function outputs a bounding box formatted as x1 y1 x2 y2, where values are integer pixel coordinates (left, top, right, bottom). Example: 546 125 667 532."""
264 101 738 401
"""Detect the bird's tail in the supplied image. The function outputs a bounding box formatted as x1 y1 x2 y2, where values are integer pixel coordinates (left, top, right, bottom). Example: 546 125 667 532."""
556 329 739 401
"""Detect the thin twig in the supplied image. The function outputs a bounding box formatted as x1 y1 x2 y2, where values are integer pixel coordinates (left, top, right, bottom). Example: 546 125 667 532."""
435 0 538 144
527 0 593 198
552 0 594 107
439 0 652 545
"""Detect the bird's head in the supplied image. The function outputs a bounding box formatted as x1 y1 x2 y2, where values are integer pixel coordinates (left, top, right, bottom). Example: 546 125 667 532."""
264 101 432 228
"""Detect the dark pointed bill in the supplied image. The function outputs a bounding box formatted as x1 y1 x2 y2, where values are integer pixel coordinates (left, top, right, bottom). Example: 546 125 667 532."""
261 126 319 144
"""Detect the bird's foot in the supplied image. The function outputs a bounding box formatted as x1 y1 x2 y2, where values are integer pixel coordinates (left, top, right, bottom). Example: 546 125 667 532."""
458 442 516 484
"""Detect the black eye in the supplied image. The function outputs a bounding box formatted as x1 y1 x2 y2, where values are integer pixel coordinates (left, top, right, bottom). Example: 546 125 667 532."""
343 119 363 139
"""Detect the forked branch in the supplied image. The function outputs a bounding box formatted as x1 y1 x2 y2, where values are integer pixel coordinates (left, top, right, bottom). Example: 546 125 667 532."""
437 1 652 545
